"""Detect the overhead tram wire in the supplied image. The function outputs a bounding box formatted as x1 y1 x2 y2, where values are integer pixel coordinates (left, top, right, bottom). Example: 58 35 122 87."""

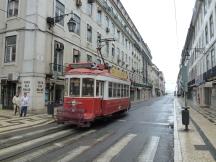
0 8 38 28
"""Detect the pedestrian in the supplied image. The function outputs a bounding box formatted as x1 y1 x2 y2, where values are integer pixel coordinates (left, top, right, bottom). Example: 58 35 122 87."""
12 93 20 116
20 92 30 117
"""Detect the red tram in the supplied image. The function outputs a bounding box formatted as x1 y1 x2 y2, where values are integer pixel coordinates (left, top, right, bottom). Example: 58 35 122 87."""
56 62 131 126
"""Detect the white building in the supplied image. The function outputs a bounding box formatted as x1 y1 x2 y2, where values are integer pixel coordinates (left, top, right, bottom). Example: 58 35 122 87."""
178 0 216 108
0 0 154 112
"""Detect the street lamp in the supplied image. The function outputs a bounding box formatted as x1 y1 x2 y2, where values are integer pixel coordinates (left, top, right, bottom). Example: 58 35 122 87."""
46 11 76 32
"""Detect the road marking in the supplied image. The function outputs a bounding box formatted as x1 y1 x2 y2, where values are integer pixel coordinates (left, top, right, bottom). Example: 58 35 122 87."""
117 119 127 122
139 121 170 126
58 146 90 162
138 136 160 162
11 130 96 162
93 133 137 162
0 129 75 159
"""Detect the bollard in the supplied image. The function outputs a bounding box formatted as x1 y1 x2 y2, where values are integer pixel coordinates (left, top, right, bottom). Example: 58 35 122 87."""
182 106 190 130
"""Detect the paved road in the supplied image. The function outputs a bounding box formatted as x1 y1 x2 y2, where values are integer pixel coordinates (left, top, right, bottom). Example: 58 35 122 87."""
0 95 174 162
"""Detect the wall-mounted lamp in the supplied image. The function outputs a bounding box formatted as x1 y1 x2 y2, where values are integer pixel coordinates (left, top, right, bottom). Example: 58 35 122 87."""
46 11 76 32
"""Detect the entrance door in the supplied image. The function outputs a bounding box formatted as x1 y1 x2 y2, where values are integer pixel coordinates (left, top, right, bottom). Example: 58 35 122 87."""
204 87 212 106
96 80 104 115
1 81 16 109
55 84 64 105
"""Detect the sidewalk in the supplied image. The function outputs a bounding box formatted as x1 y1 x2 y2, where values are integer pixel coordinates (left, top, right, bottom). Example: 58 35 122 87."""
0 109 55 134
174 97 216 162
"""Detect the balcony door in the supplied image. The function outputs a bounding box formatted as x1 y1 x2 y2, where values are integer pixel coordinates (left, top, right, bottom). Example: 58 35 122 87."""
54 41 64 74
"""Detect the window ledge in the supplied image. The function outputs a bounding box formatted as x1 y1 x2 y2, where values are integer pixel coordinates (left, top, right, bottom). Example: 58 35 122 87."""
3 62 16 66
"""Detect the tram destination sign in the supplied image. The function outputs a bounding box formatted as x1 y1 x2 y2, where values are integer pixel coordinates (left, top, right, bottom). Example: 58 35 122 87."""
110 67 128 80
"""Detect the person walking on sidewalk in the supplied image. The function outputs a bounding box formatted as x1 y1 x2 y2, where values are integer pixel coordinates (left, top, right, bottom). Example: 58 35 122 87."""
12 93 20 116
20 92 30 117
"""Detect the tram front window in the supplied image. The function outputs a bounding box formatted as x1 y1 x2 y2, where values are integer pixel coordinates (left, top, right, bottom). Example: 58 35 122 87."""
70 78 80 97
82 78 94 97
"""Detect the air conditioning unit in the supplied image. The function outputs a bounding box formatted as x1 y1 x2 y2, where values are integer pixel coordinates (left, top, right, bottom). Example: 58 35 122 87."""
56 42 64 51
97 7 102 12
8 73 19 81
88 0 95 3
106 27 110 33
76 0 82 7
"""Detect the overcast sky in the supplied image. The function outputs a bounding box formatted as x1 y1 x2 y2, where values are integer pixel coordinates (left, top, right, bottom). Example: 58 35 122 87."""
121 0 196 92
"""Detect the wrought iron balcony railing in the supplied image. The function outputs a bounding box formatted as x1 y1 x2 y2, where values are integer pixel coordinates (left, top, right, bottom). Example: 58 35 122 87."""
49 63 66 76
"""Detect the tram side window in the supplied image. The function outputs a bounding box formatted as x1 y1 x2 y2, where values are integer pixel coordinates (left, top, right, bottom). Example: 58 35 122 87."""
126 85 129 97
113 83 117 97
82 78 94 97
96 81 104 97
121 84 124 97
108 82 113 97
70 78 80 97
124 85 127 97
117 84 121 97
64 78 68 96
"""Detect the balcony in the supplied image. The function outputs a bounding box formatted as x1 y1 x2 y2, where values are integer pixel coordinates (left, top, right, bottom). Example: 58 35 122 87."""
49 63 65 77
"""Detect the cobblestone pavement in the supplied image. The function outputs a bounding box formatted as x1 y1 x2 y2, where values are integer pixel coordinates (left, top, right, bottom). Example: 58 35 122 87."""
179 99 216 125
0 110 54 134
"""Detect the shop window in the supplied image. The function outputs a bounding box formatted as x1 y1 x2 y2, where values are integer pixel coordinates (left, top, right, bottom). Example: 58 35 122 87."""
4 35 16 63
7 0 19 17
70 78 80 97
82 78 94 97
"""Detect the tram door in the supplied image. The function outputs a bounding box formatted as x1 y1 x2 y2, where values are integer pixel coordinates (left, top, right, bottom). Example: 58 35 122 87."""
96 80 104 114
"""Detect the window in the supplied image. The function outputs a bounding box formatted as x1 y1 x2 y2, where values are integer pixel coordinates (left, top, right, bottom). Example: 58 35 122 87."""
96 10 102 24
211 48 216 67
4 35 16 63
204 0 207 15
54 41 64 72
108 82 112 97
209 14 214 38
112 45 115 57
64 78 68 96
96 59 101 64
73 14 80 35
97 32 101 46
87 24 92 42
206 53 211 70
70 78 80 97
55 0 65 26
87 55 92 62
82 78 94 97
106 16 109 28
73 49 80 63
106 42 109 57
205 25 208 44
86 2 93 16
7 0 19 17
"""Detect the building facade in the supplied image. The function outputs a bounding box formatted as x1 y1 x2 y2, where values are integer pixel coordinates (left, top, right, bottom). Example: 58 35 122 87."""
178 0 216 108
0 0 159 111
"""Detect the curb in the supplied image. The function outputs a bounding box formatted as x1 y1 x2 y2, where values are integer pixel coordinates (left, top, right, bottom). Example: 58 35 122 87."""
174 99 183 162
